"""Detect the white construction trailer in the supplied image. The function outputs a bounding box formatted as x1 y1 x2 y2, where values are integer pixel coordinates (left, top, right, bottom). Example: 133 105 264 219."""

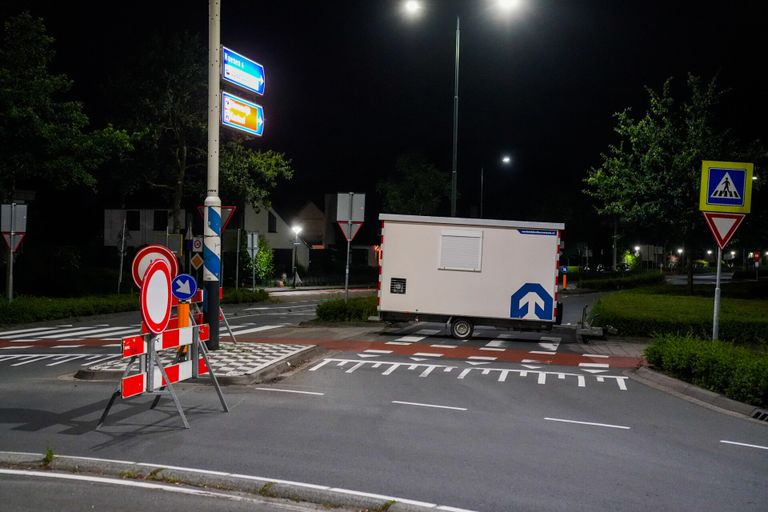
377 214 564 339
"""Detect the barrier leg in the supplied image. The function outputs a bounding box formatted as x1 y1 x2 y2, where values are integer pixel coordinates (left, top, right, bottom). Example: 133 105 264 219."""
95 357 137 430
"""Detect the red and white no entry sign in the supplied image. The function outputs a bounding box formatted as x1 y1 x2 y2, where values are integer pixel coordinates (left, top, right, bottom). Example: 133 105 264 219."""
132 244 179 288
140 259 173 335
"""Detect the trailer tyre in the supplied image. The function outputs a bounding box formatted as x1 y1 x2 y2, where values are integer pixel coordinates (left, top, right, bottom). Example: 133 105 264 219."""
451 318 474 340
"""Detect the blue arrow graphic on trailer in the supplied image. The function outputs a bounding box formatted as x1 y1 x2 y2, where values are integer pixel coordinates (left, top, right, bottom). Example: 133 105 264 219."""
510 283 553 321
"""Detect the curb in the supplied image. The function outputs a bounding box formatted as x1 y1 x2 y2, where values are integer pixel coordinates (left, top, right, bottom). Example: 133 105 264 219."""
0 452 473 512
627 366 765 423
74 345 324 385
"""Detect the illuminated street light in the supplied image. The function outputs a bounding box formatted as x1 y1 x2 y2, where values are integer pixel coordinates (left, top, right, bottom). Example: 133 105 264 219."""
677 248 683 255
481 153 513 218
291 225 303 288
401 0 525 216
502 155 512 164
707 249 713 255
730 250 736 257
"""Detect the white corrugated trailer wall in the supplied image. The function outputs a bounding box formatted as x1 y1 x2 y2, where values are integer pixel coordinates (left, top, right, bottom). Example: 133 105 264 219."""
378 215 563 322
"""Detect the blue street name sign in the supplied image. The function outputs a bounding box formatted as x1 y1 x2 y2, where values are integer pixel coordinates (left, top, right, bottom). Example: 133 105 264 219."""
172 273 198 301
222 46 265 96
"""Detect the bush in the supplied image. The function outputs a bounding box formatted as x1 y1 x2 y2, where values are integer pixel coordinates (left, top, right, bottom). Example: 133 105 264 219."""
578 272 664 290
591 290 768 344
316 295 377 322
645 334 768 407
222 288 269 304
0 294 139 326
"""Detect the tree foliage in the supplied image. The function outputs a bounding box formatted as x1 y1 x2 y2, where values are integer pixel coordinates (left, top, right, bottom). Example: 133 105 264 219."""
584 74 763 288
220 142 293 210
0 12 132 200
377 154 449 215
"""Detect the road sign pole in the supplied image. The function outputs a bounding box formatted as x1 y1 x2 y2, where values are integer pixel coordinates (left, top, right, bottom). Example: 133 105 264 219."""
117 214 127 294
712 247 722 341
235 228 240 289
345 192 353 303
6 203 14 301
205 0 222 350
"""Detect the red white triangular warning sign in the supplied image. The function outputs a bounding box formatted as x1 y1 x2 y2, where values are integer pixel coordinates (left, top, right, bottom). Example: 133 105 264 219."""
702 212 745 249
337 221 363 242
2 232 25 252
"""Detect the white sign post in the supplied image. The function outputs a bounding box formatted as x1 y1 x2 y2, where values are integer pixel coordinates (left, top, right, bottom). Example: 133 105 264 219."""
247 232 259 291
337 193 365 302
1 203 28 301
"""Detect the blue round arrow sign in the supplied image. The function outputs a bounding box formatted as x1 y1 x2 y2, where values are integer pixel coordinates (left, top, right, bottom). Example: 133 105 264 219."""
171 273 198 301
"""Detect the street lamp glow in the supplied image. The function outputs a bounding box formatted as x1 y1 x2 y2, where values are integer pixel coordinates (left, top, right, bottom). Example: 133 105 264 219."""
634 246 640 252
402 0 423 17
497 0 523 12
731 250 736 257
501 155 512 165
291 225 302 235
707 249 713 255
677 248 683 254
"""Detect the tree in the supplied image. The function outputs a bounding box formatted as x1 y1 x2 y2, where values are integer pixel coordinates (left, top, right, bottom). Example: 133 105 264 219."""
253 234 274 283
0 12 132 201
377 154 450 215
584 74 763 291
110 33 292 230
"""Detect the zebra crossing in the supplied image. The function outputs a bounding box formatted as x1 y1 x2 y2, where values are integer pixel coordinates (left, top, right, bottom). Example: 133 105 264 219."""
0 353 120 368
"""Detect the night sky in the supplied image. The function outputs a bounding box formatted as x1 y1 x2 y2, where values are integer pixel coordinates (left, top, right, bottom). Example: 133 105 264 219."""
4 0 767 251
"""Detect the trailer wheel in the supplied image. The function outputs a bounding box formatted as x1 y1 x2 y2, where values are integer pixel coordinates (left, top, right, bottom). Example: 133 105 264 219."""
451 318 474 340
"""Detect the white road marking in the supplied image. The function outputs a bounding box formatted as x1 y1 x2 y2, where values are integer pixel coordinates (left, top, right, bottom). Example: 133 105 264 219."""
364 349 393 354
0 345 32 350
254 387 324 396
395 335 426 342
392 400 467 411
223 325 283 336
530 350 556 355
46 355 87 366
537 342 559 351
356 354 379 358
466 361 490 366
579 362 609 368
468 356 497 361
521 364 542 370
81 355 120 366
50 344 85 349
583 353 610 359
11 355 55 366
581 368 609 374
485 339 506 348
430 344 457 349
479 347 505 352
545 417 631 430
413 352 443 357
386 341 412 345
720 440 768 451
0 326 57 337
522 359 542 363
38 325 124 339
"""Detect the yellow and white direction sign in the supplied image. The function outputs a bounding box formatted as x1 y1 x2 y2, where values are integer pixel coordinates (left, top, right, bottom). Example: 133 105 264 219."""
699 160 753 213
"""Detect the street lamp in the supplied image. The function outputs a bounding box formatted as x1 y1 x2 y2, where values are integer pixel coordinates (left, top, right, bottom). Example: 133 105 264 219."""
291 225 302 288
401 1 524 217
481 154 513 218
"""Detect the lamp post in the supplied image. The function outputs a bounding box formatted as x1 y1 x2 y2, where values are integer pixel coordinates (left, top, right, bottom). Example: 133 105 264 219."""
291 225 302 288
480 154 512 218
401 1 523 217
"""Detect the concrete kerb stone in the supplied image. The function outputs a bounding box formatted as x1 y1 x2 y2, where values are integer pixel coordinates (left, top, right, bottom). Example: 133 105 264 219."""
627 366 765 424
0 451 464 512
74 345 324 386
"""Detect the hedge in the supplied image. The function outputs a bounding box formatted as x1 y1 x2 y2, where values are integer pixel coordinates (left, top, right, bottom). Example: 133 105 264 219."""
316 295 378 322
578 272 664 290
591 290 768 344
645 334 768 407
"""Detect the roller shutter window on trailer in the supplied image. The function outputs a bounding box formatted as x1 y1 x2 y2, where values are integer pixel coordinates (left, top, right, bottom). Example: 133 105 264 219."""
439 229 483 272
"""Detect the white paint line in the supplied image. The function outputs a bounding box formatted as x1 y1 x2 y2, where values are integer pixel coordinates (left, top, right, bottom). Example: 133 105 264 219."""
540 336 561 342
103 344 121 347
719 440 768 451
416 329 441 335
438 506 479 512
545 417 630 430
46 356 87 366
465 361 489 366
329 487 437 508
413 352 443 357
385 341 413 345
583 353 610 358
50 344 85 349
530 350 556 355
346 362 367 373
521 364 542 370
364 349 393 354
392 400 467 411
356 354 379 358
81 355 120 366
485 339 506 347
11 355 54 366
479 347 505 352
468 356 497 361
0 345 32 350
308 359 331 371
91 328 144 339
419 366 437 378
579 362 609 368
430 344 457 349
0 326 58 337
581 368 609 374
521 359 541 363
394 335 426 342
0 469 269 503
224 324 283 336
382 364 402 375
39 325 127 339
538 373 547 385
253 387 324 396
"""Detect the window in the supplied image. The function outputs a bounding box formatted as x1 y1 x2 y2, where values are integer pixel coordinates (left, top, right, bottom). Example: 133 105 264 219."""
153 210 168 231
126 210 140 231
439 229 483 272
268 211 277 233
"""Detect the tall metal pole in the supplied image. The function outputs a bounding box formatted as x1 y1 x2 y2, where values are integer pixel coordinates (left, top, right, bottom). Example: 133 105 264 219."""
712 247 722 341
6 203 14 301
204 0 222 350
480 167 484 218
292 232 297 288
117 214 126 294
450 16 460 217
344 192 353 303
235 228 240 289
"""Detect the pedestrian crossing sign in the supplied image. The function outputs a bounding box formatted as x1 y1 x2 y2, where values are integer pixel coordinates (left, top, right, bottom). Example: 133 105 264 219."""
699 160 753 213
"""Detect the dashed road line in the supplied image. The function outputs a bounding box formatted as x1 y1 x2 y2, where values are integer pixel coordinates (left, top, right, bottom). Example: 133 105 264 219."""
720 440 768 451
430 344 457 349
544 417 631 430
394 336 426 343
579 362 610 368
412 352 443 357
386 341 413 345
392 400 467 411
468 356 497 361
